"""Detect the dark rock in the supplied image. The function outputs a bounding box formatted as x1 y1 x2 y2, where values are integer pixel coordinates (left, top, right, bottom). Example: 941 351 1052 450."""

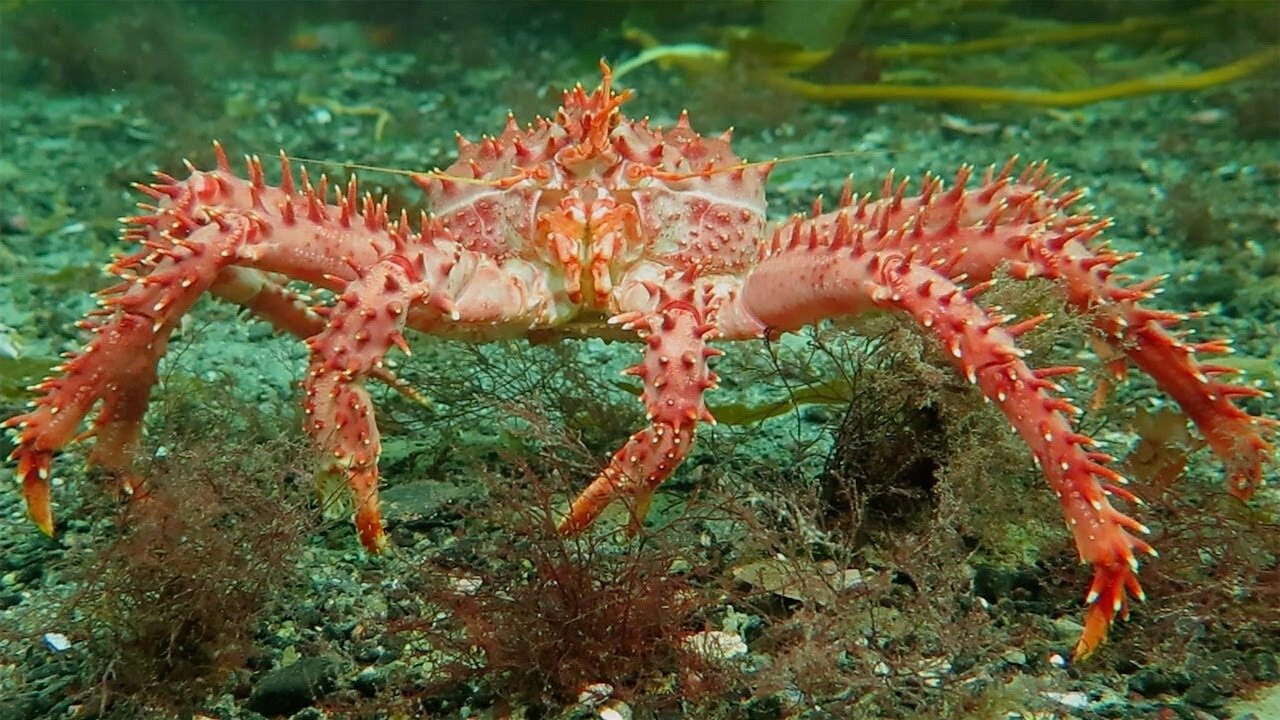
743 692 784 720
379 479 483 532
1183 678 1229 709
1183 650 1245 708
353 643 390 664
1128 667 1191 697
353 666 386 697
291 603 322 628
247 657 339 716
322 619 359 641
971 564 1042 603
8 562 42 585
1244 650 1279 681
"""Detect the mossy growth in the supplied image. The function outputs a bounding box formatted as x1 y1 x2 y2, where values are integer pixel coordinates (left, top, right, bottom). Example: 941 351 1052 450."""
50 393 316 717
361 408 743 717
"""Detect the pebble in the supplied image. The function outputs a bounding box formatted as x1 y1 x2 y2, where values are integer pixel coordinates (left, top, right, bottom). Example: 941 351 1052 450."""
683 630 749 661
41 633 70 652
1042 690 1090 709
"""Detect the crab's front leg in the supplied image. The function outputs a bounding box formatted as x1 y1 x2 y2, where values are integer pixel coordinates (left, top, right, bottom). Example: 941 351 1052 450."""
302 245 468 551
559 295 719 534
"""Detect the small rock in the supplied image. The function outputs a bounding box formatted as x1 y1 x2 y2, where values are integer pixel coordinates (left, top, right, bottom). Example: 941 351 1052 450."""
577 682 614 706
1244 651 1279 681
1184 678 1232 709
247 657 338 716
683 630 748 661
1128 667 1190 697
353 666 385 697
972 565 1042 604
1042 690 1090 709
597 699 632 720
1001 649 1027 666
41 633 71 652
1184 650 1244 708
1050 616 1085 642
380 479 482 531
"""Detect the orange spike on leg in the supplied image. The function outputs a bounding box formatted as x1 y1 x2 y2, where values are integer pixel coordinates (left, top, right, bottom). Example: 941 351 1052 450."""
1076 562 1147 658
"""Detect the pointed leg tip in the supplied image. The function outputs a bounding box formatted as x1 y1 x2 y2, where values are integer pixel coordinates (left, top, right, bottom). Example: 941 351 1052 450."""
556 511 591 536
358 524 388 553
19 467 56 537
1073 610 1109 661
28 501 54 537
355 506 388 554
1072 637 1098 661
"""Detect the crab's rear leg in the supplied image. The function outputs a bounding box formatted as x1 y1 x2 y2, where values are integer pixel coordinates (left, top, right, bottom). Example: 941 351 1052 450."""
878 161 1275 497
558 297 719 534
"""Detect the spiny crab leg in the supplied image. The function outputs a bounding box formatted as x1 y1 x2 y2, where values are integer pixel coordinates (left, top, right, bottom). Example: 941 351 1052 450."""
558 292 720 534
855 160 1277 498
716 161 1274 655
301 246 464 551
212 265 430 406
4 213 262 532
3 144 491 538
722 214 1159 658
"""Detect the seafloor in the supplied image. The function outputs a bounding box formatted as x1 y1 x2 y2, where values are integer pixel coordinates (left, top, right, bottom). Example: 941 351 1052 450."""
0 2 1277 719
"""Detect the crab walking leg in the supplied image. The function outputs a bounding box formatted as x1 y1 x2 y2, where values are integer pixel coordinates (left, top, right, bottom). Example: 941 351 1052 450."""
212 266 326 339
728 244 1153 658
2 216 259 533
976 235 1273 499
877 169 1276 496
301 249 459 552
211 266 426 403
803 159 1275 497
3 140 432 536
558 299 719 534
300 238 549 550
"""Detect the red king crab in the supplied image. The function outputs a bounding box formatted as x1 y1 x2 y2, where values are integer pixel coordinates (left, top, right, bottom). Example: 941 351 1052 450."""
3 62 1275 658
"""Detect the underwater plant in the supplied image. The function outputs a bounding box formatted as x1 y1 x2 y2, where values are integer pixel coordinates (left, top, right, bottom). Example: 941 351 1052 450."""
615 0 1280 109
